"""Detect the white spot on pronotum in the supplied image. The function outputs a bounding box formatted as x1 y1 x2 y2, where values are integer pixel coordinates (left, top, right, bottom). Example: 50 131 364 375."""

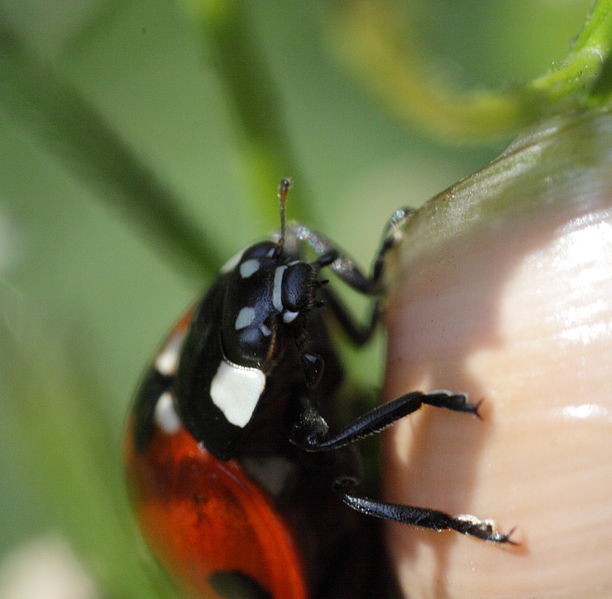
210 360 266 427
235 306 256 330
283 310 299 323
239 259 260 278
259 323 271 336
266 247 276 257
220 248 245 274
154 391 181 435
272 265 287 312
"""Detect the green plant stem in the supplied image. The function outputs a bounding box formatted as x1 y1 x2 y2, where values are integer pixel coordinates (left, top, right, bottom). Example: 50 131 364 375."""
183 0 313 226
529 0 612 100
329 0 612 141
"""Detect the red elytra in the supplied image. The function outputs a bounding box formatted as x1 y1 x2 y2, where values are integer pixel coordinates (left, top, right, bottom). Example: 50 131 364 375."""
124 307 306 599
125 419 306 599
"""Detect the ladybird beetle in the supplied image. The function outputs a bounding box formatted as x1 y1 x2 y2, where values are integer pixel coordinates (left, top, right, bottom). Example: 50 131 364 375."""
125 179 513 599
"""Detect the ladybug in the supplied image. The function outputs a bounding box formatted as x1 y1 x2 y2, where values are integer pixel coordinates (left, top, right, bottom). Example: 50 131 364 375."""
125 179 513 599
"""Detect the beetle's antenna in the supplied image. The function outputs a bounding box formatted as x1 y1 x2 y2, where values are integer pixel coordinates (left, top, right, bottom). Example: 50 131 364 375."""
277 177 292 250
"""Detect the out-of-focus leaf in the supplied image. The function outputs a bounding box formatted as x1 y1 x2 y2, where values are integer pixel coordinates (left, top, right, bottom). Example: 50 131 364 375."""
182 0 314 226
0 19 221 278
0 307 182 599
327 0 612 140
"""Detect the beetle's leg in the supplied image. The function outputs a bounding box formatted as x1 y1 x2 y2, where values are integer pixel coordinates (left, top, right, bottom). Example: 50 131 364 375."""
291 390 479 451
288 207 414 295
292 207 413 345
369 205 415 291
321 287 381 346
337 489 515 543
291 394 514 543
292 321 326 389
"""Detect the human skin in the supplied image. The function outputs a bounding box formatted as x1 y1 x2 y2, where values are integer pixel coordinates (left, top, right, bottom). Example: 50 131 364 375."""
382 108 612 599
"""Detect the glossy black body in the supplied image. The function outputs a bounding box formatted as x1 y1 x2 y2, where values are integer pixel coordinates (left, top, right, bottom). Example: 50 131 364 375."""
131 235 391 597
130 204 513 599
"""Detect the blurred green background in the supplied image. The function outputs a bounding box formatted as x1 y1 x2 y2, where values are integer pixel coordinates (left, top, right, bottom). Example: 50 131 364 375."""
0 0 592 597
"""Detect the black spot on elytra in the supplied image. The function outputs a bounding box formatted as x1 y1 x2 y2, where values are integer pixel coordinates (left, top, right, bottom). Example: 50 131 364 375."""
209 570 272 599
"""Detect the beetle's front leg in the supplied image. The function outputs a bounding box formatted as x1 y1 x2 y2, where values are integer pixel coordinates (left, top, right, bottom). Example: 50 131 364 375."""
290 390 477 452
289 207 414 345
338 490 516 544
322 288 381 346
288 206 414 295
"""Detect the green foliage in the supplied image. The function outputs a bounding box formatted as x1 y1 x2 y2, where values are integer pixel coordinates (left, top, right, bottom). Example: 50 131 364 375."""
330 0 610 139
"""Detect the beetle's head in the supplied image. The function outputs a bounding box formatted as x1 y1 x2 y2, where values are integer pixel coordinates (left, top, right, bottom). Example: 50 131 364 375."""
220 240 321 370
219 180 327 386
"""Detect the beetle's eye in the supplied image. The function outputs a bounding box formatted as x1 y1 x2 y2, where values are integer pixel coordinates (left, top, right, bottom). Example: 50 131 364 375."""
283 263 317 312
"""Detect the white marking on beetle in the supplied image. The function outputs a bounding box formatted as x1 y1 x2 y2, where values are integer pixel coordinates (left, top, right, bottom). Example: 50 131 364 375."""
259 323 271 336
155 329 187 376
154 391 181 434
272 265 287 312
239 258 260 279
283 310 299 323
235 306 256 330
220 248 245 274
266 247 276 257
210 360 266 427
